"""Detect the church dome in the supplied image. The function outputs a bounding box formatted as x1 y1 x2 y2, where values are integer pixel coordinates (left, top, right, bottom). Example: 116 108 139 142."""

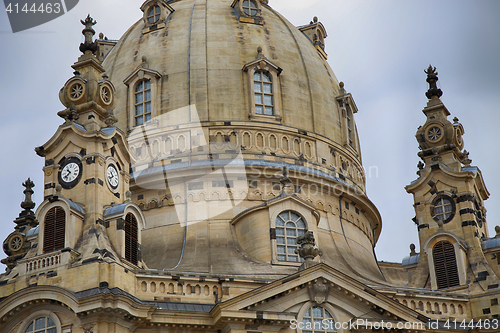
99 0 383 282
103 0 350 158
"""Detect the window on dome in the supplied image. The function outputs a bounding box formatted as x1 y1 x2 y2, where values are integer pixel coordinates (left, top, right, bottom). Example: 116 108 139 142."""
147 5 161 24
276 211 307 262
43 207 65 253
301 306 336 332
346 105 354 148
433 241 459 289
242 0 258 16
125 213 139 265
134 79 152 126
254 71 274 115
24 317 57 333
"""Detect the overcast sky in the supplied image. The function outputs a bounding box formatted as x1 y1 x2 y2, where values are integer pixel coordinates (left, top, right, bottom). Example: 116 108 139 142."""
0 0 499 266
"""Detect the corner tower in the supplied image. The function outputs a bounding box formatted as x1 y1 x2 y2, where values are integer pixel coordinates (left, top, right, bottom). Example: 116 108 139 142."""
405 66 500 298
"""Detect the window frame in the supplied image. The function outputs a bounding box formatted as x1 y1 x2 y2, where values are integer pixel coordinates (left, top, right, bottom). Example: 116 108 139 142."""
18 311 61 333
134 79 153 127
336 93 359 155
125 213 139 266
43 206 66 253
423 233 467 290
273 210 308 263
296 301 339 333
433 240 460 289
430 194 456 224
123 68 162 131
243 58 283 122
147 5 161 24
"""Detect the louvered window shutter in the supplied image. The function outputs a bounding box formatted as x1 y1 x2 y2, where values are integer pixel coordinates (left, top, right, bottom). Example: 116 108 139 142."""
44 207 66 252
433 241 460 289
125 213 139 265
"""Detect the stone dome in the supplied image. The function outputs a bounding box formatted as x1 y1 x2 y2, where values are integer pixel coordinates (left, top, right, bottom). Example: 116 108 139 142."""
104 0 348 153
100 0 384 283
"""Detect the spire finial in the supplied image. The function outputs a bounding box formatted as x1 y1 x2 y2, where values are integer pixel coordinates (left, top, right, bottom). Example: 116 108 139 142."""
20 178 35 211
79 14 98 54
424 65 443 99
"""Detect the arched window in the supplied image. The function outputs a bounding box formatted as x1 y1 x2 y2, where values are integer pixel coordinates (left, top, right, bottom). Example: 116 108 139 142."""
147 5 161 24
24 317 56 333
433 241 459 289
301 306 336 332
276 211 306 262
254 71 273 115
134 79 152 126
125 213 139 265
43 207 65 252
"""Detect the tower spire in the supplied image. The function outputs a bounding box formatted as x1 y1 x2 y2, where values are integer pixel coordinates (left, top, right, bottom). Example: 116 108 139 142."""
79 14 98 55
424 65 443 99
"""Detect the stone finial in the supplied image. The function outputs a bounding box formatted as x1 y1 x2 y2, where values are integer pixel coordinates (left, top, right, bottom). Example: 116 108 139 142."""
55 184 62 195
453 117 459 124
313 16 318 23
339 81 345 95
495 226 500 238
99 32 104 39
79 14 98 54
256 46 264 59
424 65 443 99
125 190 132 202
437 219 444 229
409 243 417 256
57 104 79 122
141 56 148 68
105 109 118 127
461 150 472 166
20 178 35 211
295 231 322 271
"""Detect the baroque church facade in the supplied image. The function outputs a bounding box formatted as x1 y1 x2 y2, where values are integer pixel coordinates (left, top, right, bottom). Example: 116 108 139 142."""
1 0 499 332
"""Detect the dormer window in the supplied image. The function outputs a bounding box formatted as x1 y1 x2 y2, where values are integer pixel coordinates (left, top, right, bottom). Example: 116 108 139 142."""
231 0 263 24
336 83 359 153
254 71 273 115
242 0 258 16
346 105 354 148
243 48 283 122
134 79 152 126
124 67 161 130
140 0 175 34
147 5 161 24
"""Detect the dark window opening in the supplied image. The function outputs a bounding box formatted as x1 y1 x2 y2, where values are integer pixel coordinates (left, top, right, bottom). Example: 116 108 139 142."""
433 241 460 289
44 207 66 252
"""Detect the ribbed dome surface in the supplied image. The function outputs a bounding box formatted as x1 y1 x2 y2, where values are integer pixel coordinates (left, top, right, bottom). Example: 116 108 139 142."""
103 0 344 145
98 0 384 284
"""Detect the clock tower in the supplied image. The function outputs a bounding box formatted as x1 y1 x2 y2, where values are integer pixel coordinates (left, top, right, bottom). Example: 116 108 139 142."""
2 16 148 291
405 67 500 299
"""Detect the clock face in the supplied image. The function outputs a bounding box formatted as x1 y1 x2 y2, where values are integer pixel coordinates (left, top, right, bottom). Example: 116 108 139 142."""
58 158 83 189
61 162 80 183
107 164 119 190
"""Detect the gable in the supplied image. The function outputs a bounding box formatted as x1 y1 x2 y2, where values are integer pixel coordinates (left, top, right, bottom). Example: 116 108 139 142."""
214 263 428 329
